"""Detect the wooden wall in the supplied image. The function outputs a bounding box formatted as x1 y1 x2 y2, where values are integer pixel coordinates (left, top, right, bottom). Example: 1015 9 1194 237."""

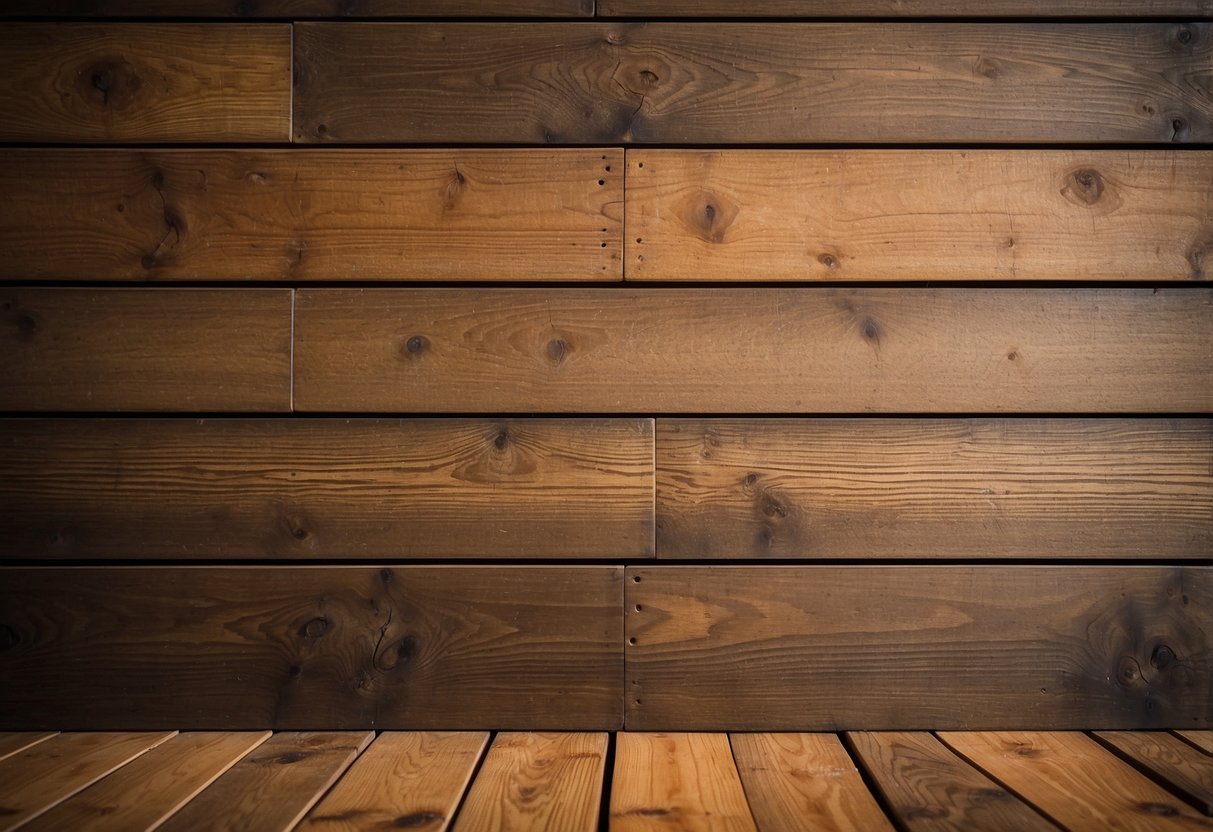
0 2 1210 733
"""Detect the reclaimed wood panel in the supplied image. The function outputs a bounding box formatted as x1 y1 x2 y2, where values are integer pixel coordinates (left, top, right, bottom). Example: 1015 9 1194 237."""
0 567 624 730
293 23 1213 144
627 150 1213 282
455 733 607 831
294 288 1213 414
601 0 1213 14
0 418 655 559
0 24 289 142
0 0 593 16
0 289 291 412
301 732 488 832
0 150 622 281
625 566 1213 730
1093 731 1213 815
656 419 1213 560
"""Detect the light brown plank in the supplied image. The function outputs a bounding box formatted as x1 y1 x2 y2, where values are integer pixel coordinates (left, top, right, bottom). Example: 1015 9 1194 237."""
454 733 607 831
0 418 655 559
847 732 1053 831
1179 733 1213 755
627 150 1213 282
0 289 291 412
0 149 622 281
0 567 624 730
625 566 1212 731
293 23 1212 144
939 732 1213 830
1094 732 1213 815
0 0 593 16
600 0 1212 15
0 732 56 761
294 288 1213 414
731 733 894 832
157 732 372 832
610 733 756 831
302 732 488 832
656 418 1213 560
0 732 175 830
0 24 288 142
23 732 271 832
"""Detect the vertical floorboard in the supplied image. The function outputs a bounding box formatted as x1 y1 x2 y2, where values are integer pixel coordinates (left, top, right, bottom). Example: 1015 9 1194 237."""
1178 733 1213 756
1094 732 1213 815
0 732 56 761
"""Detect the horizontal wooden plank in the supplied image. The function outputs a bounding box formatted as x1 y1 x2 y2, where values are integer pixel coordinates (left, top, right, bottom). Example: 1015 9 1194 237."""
0 150 622 281
625 566 1213 730
0 0 593 16
293 288 1213 413
0 418 655 559
656 419 1213 559
0 289 291 412
0 24 289 143
0 567 624 730
627 150 1213 282
600 0 1213 15
293 23 1213 144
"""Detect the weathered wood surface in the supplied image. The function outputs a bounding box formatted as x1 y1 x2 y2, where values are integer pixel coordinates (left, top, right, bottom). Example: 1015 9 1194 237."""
0 418 655 559
157 732 372 832
455 733 607 831
0 24 289 142
0 289 291 412
625 566 1212 730
0 150 622 281
0 567 624 730
626 150 1213 282
601 0 1213 14
610 733 757 831
294 288 1213 413
731 733 894 832
301 732 488 832
656 418 1213 560
0 0 593 16
293 23 1213 144
1093 731 1213 815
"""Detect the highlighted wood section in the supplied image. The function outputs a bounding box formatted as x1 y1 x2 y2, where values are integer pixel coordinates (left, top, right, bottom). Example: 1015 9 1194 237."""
456 733 607 831
0 149 622 281
1092 732 1213 816
625 566 1212 730
292 23 1212 144
0 567 625 730
656 418 1213 559
0 418 655 559
626 150 1213 282
0 24 289 142
294 288 1213 414
0 289 291 412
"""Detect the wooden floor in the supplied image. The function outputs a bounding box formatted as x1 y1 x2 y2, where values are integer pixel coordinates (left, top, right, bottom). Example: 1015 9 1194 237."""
1 731 1210 830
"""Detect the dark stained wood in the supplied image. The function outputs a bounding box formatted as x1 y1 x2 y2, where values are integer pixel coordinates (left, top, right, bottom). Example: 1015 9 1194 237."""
846 732 1053 831
0 150 622 281
0 0 593 16
0 418 655 559
624 566 1212 730
0 24 289 142
0 567 625 730
0 289 291 412
1094 731 1213 814
627 150 1213 282
601 0 1213 15
292 23 1213 144
656 419 1213 560
293 288 1213 414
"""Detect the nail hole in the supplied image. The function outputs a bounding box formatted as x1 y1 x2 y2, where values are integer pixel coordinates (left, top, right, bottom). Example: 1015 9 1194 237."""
628 637 637 645
635 604 643 611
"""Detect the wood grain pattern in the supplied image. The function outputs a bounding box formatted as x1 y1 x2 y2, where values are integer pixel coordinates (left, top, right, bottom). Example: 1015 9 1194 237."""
0 732 56 761
293 23 1213 144
0 289 291 412
600 0 1213 15
1179 732 1213 755
23 732 271 832
0 418 655 559
625 566 1212 731
301 732 488 832
610 733 756 831
157 732 372 832
731 733 894 832
0 149 622 281
0 567 624 730
1094 731 1213 815
454 733 607 831
846 732 1053 831
939 732 1213 830
0 732 175 830
0 0 593 16
0 24 289 142
294 288 1213 414
656 418 1213 560
627 150 1213 282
